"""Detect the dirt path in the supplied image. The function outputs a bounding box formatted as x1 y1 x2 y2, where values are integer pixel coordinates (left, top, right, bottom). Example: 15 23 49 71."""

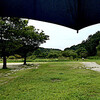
1 62 100 72
0 63 40 75
0 62 48 69
82 62 100 72
0 63 23 69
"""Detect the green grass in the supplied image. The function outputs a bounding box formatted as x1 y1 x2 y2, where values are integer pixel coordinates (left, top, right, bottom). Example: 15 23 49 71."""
0 58 93 63
0 59 23 63
0 58 100 64
95 60 100 65
1 62 100 100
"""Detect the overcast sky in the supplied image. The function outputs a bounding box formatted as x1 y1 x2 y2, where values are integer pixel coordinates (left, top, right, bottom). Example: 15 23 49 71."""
28 20 100 50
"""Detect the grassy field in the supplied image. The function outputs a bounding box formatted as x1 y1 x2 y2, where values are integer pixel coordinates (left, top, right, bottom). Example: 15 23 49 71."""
95 60 100 65
1 62 100 100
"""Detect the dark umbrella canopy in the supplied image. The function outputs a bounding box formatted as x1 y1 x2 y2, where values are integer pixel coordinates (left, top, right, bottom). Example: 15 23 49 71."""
0 0 100 31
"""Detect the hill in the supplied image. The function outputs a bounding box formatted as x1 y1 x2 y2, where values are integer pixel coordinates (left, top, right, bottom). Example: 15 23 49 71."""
64 31 100 57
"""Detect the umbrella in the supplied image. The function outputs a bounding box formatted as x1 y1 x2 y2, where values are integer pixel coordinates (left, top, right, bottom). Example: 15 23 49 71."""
0 0 100 32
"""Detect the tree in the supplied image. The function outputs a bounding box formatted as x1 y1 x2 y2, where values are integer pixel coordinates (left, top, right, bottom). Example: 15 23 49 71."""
47 51 61 58
64 31 100 57
85 31 100 56
96 41 100 57
33 48 61 58
76 47 88 58
16 26 49 65
62 50 77 59
0 17 28 69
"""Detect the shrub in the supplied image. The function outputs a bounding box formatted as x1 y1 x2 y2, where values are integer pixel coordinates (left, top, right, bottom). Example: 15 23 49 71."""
14 54 22 59
62 50 78 58
76 47 88 58
69 56 73 60
48 53 60 58
96 44 100 57
27 55 36 60
9 56 16 59
87 56 100 59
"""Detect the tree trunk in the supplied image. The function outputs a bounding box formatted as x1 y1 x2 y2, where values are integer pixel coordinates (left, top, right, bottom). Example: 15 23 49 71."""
2 48 7 69
23 54 27 65
3 55 7 69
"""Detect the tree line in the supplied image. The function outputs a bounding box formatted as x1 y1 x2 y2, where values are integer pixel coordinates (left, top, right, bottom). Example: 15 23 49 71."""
30 31 100 59
3 30 100 62
64 31 100 57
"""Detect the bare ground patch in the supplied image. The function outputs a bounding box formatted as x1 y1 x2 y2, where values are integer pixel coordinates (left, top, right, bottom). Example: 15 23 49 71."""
82 62 100 72
0 63 39 85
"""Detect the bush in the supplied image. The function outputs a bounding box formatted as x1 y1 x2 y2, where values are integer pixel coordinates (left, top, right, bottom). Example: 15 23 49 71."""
9 56 16 59
76 47 88 58
87 56 100 59
14 54 22 59
27 55 36 60
62 50 78 59
96 44 100 56
69 56 73 60
48 53 60 58
58 57 66 60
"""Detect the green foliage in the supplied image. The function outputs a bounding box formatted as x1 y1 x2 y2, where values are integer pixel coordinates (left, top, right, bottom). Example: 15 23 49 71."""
8 56 16 59
16 26 49 57
47 51 62 58
0 17 49 66
33 48 48 58
62 50 78 58
64 31 100 57
87 56 100 59
48 53 59 58
14 54 22 59
96 42 100 57
76 47 88 58
27 55 36 60
0 17 28 68
33 48 62 58
15 26 49 65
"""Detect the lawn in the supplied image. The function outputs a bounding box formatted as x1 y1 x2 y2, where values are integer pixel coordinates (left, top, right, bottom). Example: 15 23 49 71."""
0 62 100 100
